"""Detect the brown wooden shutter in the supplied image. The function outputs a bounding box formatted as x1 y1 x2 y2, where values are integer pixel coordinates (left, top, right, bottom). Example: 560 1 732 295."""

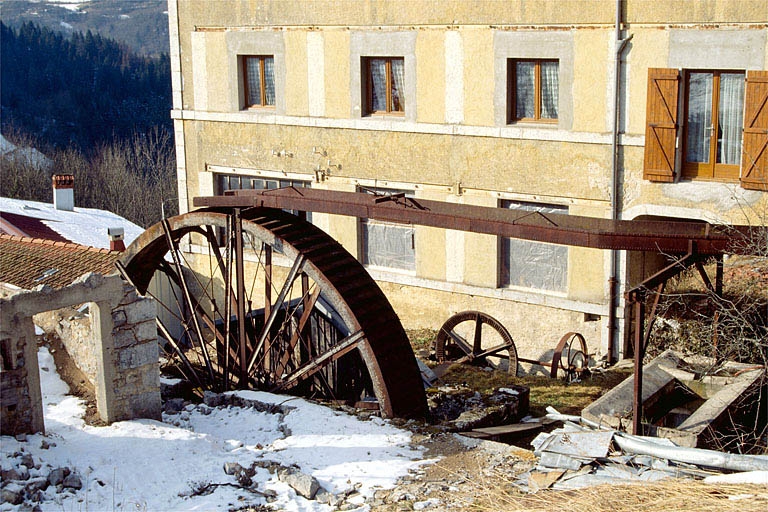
643 68 680 182
741 70 768 191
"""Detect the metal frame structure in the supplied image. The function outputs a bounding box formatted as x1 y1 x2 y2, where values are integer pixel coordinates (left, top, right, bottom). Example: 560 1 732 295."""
190 187 764 432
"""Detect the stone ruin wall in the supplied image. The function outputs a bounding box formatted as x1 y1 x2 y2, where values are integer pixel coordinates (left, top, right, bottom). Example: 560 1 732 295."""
0 273 161 435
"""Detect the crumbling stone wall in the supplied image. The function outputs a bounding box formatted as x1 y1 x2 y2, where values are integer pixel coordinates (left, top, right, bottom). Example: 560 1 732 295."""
109 282 161 419
0 318 44 435
0 273 162 435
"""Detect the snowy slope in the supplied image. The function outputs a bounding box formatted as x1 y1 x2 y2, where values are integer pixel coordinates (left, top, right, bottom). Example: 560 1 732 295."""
0 347 435 511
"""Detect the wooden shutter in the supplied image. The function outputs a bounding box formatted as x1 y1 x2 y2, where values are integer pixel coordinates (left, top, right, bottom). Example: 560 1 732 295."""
741 70 768 191
643 68 680 182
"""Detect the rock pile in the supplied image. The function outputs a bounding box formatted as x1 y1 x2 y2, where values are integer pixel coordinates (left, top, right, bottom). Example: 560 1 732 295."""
0 441 82 510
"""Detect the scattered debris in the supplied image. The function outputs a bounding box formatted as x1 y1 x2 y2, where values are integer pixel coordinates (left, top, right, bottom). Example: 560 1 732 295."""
511 406 768 493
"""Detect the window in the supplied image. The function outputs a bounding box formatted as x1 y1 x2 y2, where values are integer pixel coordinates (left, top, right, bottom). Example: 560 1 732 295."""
362 57 405 115
359 188 415 272
508 59 559 123
242 56 275 108
643 68 767 190
218 174 310 221
683 71 745 180
500 201 568 293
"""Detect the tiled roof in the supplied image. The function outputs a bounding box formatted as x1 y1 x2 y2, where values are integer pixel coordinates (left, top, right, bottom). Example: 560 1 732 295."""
0 211 71 242
0 235 120 290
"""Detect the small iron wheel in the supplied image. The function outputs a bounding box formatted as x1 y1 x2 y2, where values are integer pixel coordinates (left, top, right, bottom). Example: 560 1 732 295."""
551 332 588 382
434 311 518 375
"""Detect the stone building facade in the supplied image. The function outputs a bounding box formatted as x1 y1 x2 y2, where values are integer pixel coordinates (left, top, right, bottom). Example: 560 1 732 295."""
167 0 768 363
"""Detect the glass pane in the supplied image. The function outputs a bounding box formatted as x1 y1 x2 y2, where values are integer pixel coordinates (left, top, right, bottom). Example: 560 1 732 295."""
361 220 415 271
500 201 568 292
263 57 275 106
245 57 262 106
515 61 535 119
390 58 405 112
369 59 387 112
685 72 713 164
717 73 744 165
540 61 559 119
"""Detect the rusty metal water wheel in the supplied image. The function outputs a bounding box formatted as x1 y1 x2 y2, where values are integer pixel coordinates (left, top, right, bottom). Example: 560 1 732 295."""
117 207 427 419
434 311 519 375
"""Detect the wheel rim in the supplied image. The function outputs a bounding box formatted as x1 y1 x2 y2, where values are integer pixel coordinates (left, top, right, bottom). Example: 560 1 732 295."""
434 311 518 375
118 208 427 419
553 332 588 382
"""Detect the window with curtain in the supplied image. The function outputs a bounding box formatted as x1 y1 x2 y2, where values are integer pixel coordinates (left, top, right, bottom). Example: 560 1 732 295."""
242 56 275 108
508 59 559 123
683 70 745 180
359 188 415 272
500 201 568 293
363 57 405 115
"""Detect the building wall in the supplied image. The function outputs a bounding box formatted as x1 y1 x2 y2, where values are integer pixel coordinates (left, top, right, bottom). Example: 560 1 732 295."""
169 0 768 361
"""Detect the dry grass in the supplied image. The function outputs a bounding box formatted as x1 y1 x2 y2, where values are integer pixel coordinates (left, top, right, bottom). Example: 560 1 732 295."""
433 363 630 416
466 479 768 512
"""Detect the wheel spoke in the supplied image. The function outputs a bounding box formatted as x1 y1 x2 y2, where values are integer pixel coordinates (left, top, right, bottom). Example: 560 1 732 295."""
157 318 205 390
247 254 306 375
273 286 321 379
162 219 216 384
273 331 365 391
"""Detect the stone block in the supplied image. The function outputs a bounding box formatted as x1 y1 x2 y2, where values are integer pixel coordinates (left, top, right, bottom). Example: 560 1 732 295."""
126 390 162 420
118 342 158 370
111 309 127 327
113 327 138 349
134 319 157 343
123 298 156 325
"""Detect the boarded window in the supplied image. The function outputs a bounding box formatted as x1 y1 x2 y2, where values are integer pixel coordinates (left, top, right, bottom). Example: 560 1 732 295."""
643 68 680 182
741 70 768 191
500 201 568 293
359 188 415 272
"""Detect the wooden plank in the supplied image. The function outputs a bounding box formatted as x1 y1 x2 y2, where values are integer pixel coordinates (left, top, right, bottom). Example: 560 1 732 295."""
469 422 543 437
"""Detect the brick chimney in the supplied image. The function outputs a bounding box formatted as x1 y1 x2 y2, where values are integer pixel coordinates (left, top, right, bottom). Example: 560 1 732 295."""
52 174 75 211
108 227 126 252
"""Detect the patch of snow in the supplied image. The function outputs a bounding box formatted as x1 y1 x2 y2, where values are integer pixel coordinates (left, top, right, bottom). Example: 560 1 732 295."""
59 21 73 29
704 471 768 485
0 347 436 511
119 14 130 19
45 0 90 12
0 134 52 170
0 196 143 249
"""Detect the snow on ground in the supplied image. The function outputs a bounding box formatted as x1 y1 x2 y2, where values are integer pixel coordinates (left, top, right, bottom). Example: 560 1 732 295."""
43 0 89 12
0 196 144 249
0 347 435 511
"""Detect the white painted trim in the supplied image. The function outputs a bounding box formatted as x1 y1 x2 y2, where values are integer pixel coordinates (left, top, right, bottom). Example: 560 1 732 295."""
171 108 646 146
191 33 208 111
207 164 314 183
444 31 464 124
173 119 188 215
167 0 183 110
307 32 325 117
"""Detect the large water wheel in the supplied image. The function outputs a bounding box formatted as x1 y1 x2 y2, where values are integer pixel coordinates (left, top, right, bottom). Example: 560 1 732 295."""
117 207 427 419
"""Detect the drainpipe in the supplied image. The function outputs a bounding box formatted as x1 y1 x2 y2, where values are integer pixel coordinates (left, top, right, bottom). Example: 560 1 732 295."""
608 0 632 364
